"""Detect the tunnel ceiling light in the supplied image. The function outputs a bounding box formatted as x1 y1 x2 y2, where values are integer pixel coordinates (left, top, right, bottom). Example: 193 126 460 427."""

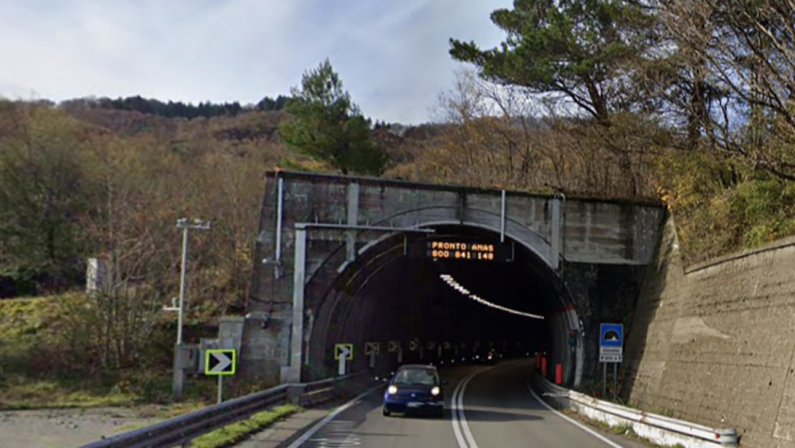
439 273 545 320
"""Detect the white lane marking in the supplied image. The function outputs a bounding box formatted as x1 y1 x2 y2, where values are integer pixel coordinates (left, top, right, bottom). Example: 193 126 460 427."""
451 365 501 448
456 372 478 448
456 371 479 448
527 381 623 448
450 376 471 448
285 384 383 448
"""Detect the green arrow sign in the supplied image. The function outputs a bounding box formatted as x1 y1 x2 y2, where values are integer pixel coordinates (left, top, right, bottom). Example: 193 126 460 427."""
205 349 236 376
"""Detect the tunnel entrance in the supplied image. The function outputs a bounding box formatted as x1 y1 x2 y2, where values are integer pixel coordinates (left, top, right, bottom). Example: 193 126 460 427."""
308 225 581 387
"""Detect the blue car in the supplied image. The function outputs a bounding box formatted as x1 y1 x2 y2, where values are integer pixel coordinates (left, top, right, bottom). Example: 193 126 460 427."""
382 364 446 417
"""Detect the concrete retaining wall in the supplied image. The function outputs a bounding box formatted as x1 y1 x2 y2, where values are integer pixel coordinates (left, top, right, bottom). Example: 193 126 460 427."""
623 214 795 448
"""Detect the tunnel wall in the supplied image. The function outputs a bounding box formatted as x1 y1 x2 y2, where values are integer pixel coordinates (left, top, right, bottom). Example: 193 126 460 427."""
622 214 795 448
547 311 571 384
563 261 647 384
242 171 664 384
250 171 665 270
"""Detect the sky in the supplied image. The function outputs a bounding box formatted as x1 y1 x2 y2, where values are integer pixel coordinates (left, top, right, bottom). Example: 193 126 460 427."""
0 0 513 124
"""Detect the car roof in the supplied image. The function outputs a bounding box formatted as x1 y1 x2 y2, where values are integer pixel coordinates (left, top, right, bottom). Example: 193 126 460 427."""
397 364 438 371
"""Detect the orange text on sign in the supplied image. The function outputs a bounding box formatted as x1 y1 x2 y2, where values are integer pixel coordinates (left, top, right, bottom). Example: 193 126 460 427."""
430 250 496 260
430 241 495 252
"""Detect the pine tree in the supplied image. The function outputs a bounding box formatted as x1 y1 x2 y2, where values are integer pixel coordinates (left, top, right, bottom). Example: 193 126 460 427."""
279 59 388 175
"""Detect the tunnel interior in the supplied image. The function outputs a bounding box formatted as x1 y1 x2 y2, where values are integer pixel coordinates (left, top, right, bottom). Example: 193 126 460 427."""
313 225 577 385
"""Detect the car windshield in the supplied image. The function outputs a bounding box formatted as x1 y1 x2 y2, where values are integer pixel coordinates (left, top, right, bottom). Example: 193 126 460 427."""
393 368 438 385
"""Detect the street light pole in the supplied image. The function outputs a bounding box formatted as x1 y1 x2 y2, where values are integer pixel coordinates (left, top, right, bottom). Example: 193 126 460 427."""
177 222 189 345
172 218 211 399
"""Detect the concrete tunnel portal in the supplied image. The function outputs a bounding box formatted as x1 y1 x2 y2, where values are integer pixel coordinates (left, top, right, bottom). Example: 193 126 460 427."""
243 171 663 389
307 224 581 386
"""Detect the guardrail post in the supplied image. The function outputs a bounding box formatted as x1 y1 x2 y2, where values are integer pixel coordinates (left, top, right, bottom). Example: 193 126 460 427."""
333 375 346 399
288 384 306 405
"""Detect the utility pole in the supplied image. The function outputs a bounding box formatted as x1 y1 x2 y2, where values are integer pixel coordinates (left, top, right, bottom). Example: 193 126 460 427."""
171 218 211 399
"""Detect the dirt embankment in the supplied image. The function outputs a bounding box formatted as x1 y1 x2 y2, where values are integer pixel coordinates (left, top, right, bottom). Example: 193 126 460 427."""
0 407 163 448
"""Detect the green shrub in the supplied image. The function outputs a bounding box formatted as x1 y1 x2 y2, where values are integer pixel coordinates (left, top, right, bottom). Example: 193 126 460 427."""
0 293 217 409
188 405 302 448
658 151 795 264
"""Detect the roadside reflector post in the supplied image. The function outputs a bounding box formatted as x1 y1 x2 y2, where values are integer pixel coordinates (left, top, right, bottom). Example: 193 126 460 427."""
365 342 379 369
204 349 236 405
217 376 224 404
334 343 353 376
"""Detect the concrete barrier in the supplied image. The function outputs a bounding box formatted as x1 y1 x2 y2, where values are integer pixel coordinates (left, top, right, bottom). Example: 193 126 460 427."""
531 372 738 448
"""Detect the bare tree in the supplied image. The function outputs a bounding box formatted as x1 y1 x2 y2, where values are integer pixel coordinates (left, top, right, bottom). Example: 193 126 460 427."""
185 142 265 314
60 134 181 372
662 0 795 179
422 69 659 199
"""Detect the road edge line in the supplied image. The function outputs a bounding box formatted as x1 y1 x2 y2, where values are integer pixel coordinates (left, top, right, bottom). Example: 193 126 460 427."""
527 381 623 448
284 383 384 448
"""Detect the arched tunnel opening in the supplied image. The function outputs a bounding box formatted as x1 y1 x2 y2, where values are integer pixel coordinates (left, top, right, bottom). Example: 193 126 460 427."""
308 225 580 386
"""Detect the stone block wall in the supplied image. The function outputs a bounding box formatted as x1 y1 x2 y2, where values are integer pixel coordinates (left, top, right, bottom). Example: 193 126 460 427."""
623 214 795 448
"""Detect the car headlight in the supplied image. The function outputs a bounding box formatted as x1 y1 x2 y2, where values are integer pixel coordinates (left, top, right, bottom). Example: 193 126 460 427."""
431 386 440 396
388 385 398 395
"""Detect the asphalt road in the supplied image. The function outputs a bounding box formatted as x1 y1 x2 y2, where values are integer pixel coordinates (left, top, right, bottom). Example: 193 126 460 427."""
283 360 648 448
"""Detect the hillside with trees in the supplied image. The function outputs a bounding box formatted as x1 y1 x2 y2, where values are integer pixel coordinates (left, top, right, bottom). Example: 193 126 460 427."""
443 0 795 264
1 0 794 407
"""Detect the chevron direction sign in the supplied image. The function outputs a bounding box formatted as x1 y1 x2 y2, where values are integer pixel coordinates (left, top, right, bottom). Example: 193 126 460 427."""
205 349 236 376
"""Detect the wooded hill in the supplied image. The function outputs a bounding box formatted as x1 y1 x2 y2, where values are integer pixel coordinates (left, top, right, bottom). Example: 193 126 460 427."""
3 0 795 391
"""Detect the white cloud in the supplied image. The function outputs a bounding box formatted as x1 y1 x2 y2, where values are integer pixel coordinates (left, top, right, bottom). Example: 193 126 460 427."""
0 0 511 123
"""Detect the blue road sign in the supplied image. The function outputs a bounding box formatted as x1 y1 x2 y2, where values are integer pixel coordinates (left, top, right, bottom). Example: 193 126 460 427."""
600 323 623 348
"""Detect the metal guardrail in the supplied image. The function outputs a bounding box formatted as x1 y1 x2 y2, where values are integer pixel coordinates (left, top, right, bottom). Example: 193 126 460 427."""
532 372 738 447
77 372 369 448
297 374 364 408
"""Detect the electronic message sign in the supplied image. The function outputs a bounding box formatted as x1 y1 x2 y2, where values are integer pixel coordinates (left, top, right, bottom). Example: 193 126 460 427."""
424 239 513 262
